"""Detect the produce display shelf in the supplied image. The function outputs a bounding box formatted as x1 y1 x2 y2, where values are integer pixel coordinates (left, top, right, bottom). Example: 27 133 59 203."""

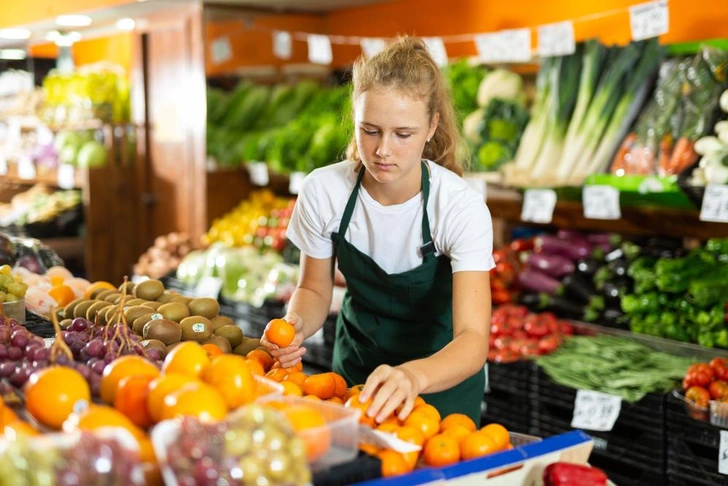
1 164 85 190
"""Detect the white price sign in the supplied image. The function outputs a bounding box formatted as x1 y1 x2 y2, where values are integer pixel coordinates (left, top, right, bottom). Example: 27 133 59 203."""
307 34 332 65
700 184 728 223
288 171 306 195
475 29 532 63
18 157 36 180
720 430 728 475
273 31 292 60
423 37 448 67
538 21 576 57
361 38 386 58
57 164 76 189
248 162 270 186
0 154 7 175
583 185 621 220
211 36 232 65
195 276 223 299
571 390 622 432
630 0 669 41
521 189 557 224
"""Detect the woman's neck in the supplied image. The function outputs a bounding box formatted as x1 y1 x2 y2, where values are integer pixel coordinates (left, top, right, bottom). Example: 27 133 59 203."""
361 163 423 206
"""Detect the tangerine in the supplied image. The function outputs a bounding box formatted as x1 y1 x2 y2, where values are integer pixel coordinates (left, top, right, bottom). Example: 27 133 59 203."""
0 405 19 427
423 433 460 467
48 285 76 307
343 384 365 402
25 366 91 430
284 371 308 388
246 349 275 372
244 359 265 376
460 431 499 460
303 373 336 400
101 355 160 405
413 404 441 422
395 425 425 469
84 281 116 299
403 409 440 441
203 355 256 408
160 382 228 422
480 423 510 450
146 373 198 423
378 450 412 477
344 395 376 428
328 372 348 399
266 368 288 382
162 341 210 380
281 381 303 396
442 424 472 443
114 374 155 428
280 404 331 462
201 343 225 357
265 318 295 347
440 413 477 433
4 419 40 438
63 404 145 440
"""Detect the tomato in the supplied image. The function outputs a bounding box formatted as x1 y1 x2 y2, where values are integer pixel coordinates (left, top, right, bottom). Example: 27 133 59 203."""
492 290 512 305
509 238 534 252
523 315 550 338
509 306 530 318
710 358 728 381
559 321 574 335
506 316 525 330
511 330 528 340
685 386 711 408
682 378 692 392
710 380 728 401
491 349 519 364
491 311 507 327
538 334 561 355
491 320 514 337
508 338 530 354
488 333 497 349
688 364 714 387
519 340 542 357
493 336 514 350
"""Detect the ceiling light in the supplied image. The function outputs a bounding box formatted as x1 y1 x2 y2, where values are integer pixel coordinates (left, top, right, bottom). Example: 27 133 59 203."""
55 15 92 27
116 18 136 31
0 28 31 40
0 49 27 60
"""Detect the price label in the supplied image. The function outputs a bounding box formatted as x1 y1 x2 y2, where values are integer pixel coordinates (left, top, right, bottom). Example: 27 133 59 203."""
423 37 448 67
474 29 532 63
538 21 576 57
483 363 490 394
700 184 728 223
18 157 36 180
630 0 669 41
307 34 332 65
521 189 557 224
57 164 76 189
571 390 622 432
248 162 270 186
195 276 223 299
360 38 386 58
583 185 621 220
288 171 306 195
273 31 292 59
720 430 728 475
0 154 7 175
465 176 487 201
211 36 232 64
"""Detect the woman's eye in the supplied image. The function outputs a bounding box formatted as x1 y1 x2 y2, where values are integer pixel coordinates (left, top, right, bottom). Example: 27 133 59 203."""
396 133 411 139
362 128 378 135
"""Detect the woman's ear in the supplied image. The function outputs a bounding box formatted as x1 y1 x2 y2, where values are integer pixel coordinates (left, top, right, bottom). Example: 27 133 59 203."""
428 112 440 141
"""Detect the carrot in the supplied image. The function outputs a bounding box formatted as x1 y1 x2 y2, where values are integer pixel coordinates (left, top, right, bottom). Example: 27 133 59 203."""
657 134 673 176
667 137 697 175
611 133 636 174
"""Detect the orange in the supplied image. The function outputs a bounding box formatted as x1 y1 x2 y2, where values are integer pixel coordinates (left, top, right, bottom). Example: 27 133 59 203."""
423 433 460 467
460 431 499 460
376 422 399 434
442 424 472 443
284 371 309 388
0 405 19 427
48 285 76 307
303 373 336 400
63 404 145 440
160 382 228 422
413 404 441 422
360 443 381 456
265 318 295 347
203 355 256 409
245 359 265 376
378 450 412 477
379 414 401 427
327 396 344 405
162 342 210 380
25 366 91 430
4 419 40 438
84 281 116 299
266 368 288 382
280 403 331 462
440 413 477 433
403 409 440 441
201 343 225 357
246 349 275 372
344 384 365 402
328 372 348 399
344 395 376 428
304 394 322 401
101 355 160 405
114 374 155 428
281 381 304 397
480 423 510 451
414 396 427 408
395 425 425 469
146 373 198 423
137 434 157 463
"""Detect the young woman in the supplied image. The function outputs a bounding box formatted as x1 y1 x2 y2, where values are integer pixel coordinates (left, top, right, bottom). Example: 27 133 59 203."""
262 36 494 425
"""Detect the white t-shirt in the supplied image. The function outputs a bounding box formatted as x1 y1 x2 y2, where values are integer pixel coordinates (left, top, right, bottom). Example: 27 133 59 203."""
286 160 495 275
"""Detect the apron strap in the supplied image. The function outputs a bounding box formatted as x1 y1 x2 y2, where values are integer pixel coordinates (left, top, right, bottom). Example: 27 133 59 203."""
337 167 366 236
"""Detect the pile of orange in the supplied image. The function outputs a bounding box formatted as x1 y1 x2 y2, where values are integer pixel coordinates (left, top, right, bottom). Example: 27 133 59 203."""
1 397 39 439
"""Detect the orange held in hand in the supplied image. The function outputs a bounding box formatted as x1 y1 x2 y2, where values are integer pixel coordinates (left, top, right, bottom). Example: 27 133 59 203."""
265 318 295 347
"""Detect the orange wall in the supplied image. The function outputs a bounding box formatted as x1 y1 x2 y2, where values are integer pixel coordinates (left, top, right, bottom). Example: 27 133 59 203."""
29 33 133 74
0 0 132 29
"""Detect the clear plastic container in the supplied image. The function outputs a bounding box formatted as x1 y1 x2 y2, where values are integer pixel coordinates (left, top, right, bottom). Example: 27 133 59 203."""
508 431 542 447
673 389 710 422
710 400 728 428
254 373 284 399
1 299 25 324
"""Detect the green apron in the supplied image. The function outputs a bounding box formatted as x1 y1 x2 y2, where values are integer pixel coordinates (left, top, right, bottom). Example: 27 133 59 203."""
331 161 484 424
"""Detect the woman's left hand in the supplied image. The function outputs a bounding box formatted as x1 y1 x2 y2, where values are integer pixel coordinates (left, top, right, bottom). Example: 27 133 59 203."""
358 365 422 424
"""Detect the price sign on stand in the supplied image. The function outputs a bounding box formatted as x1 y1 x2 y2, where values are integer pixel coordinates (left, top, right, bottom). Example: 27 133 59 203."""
521 189 557 224
583 185 621 220
288 171 306 195
18 157 36 180
538 21 576 57
248 162 270 187
630 0 669 41
700 184 728 223
571 390 622 432
0 154 7 175
195 277 223 299
719 430 728 475
57 164 76 189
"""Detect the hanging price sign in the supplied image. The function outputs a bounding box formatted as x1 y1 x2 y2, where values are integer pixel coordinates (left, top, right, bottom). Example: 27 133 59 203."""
288 171 306 195
521 189 557 224
211 36 232 64
423 37 448 67
630 0 669 41
538 21 576 57
308 34 333 65
273 31 292 59
361 38 386 58
475 29 532 63
248 162 270 187
195 276 223 299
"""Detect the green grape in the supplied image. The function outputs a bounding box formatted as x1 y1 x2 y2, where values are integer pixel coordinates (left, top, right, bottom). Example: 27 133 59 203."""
0 275 10 291
7 283 26 298
0 291 5 304
5 293 18 303
0 264 10 276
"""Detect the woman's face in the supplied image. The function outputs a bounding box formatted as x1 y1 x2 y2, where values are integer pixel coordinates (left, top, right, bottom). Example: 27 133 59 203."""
354 87 438 187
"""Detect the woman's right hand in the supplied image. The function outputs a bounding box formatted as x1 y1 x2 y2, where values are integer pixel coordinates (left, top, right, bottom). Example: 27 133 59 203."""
260 312 307 368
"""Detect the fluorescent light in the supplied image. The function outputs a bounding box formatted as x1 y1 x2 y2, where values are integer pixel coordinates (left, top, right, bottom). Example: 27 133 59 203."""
0 28 31 40
55 15 92 27
0 49 27 60
116 18 136 31
48 31 82 46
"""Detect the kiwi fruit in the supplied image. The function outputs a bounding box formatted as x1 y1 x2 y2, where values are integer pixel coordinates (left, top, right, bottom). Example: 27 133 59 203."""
204 335 232 354
179 316 212 342
121 282 136 293
170 295 193 305
156 291 178 304
158 302 190 323
132 312 164 336
93 289 116 301
214 325 244 349
104 305 120 324
123 298 146 307
63 298 85 319
86 301 112 322
143 319 182 345
234 337 262 357
103 292 122 304
209 315 234 332
73 300 97 319
134 279 165 301
142 301 163 311
141 339 168 359
124 306 154 325
188 298 219 320
59 318 73 329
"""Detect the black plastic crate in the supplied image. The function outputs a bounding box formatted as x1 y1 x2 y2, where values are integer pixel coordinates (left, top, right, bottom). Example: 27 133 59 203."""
666 393 728 485
482 361 534 433
487 361 534 395
481 394 531 434
588 451 666 486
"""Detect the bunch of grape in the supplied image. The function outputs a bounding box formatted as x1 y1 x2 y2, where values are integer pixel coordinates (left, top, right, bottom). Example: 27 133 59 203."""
165 406 311 486
0 316 53 389
0 264 28 303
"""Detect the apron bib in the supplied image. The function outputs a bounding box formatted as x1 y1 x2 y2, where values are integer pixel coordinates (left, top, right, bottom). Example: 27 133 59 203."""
330 161 484 424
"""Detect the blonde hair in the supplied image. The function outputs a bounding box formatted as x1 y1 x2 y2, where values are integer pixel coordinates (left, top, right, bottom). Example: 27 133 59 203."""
345 36 466 176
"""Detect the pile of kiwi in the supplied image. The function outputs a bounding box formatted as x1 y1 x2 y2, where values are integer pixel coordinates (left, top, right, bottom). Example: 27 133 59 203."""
58 279 262 358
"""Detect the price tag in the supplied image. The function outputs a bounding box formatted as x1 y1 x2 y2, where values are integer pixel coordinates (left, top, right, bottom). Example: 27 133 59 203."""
18 157 36 180
57 164 76 189
0 154 7 175
483 363 490 393
583 185 621 220
248 162 270 186
360 38 386 58
538 21 576 57
423 37 448 67
307 34 332 65
571 390 622 432
273 31 292 59
720 430 728 475
195 276 223 299
211 36 232 64
700 184 728 223
521 189 557 224
465 176 487 201
288 171 306 195
474 29 532 63
630 0 669 41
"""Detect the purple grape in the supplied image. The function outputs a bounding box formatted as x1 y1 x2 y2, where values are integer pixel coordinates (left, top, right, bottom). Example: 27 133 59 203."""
104 352 118 365
75 363 91 380
79 349 91 362
129 334 141 343
89 373 102 396
29 336 45 347
10 332 28 349
32 360 49 369
91 360 106 375
193 457 219 485
54 354 72 366
0 325 10 344
0 362 15 377
70 341 85 358
84 339 105 359
70 318 90 333
7 346 22 361
103 340 119 355
0 344 7 361
31 347 49 361
23 344 42 359
10 367 30 387
146 349 161 362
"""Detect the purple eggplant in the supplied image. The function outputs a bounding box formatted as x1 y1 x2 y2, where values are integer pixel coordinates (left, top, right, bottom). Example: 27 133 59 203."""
517 269 562 295
526 253 575 278
535 234 592 261
557 230 585 241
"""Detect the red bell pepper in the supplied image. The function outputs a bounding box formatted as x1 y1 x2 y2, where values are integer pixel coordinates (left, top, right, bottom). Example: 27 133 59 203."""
543 462 608 486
